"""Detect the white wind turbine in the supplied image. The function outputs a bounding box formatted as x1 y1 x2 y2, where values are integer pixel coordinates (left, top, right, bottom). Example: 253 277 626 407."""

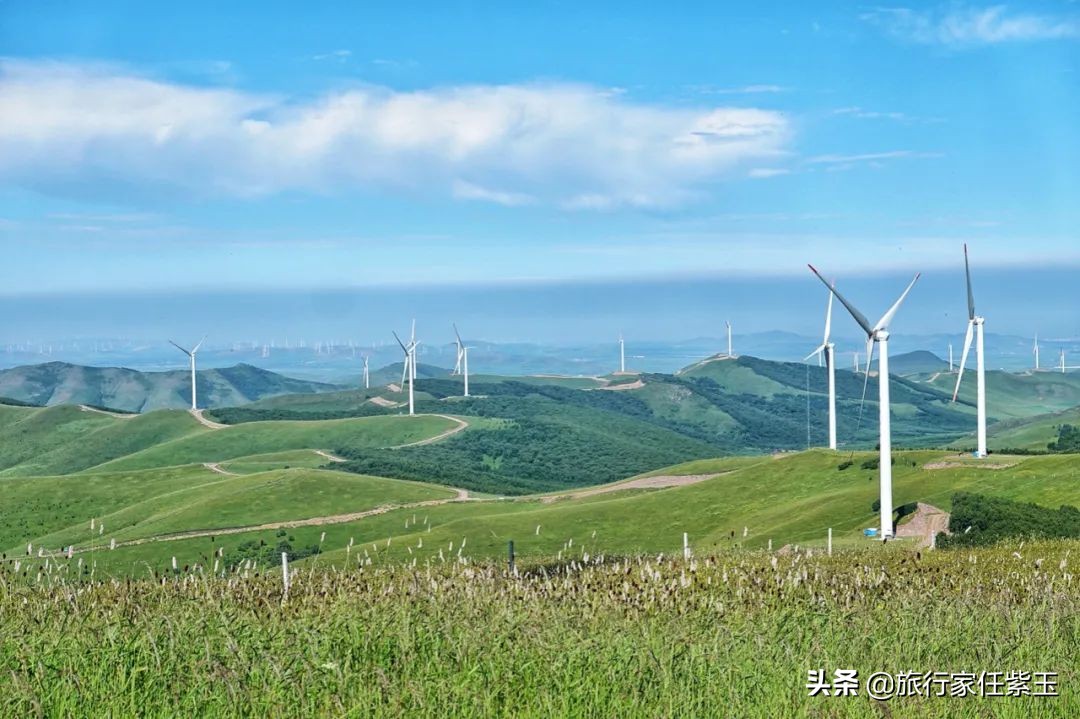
951 244 987 458
362 355 370 390
725 320 734 358
452 323 470 397
805 288 837 450
618 332 626 373
392 330 415 416
169 336 206 411
1033 333 1040 371
810 264 920 539
948 343 954 373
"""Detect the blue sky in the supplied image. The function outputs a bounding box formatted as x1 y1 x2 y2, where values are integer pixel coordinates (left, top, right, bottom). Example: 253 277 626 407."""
1 1 1077 304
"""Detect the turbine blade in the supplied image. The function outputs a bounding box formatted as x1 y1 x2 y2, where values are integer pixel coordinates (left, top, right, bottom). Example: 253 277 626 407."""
808 265 873 337
453 323 463 344
392 331 408 353
873 273 921 332
952 320 975 402
964 243 975 320
823 288 833 344
856 337 875 433
169 340 191 356
192 335 207 354
804 344 827 362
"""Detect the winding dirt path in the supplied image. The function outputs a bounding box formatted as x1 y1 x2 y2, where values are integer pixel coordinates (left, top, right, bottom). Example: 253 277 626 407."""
540 472 723 503
74 492 477 554
190 409 227 429
313 449 347 463
393 415 469 448
79 405 134 419
203 462 239 477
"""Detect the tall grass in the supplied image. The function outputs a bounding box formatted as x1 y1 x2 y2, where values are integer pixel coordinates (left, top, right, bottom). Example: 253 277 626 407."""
1 541 1076 717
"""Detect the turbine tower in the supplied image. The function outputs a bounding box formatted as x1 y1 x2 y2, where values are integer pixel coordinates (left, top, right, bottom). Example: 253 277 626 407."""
805 288 837 450
1033 333 1040 371
362 355 370 390
619 333 626 373
810 265 920 539
951 244 987 458
725 321 733 358
453 323 470 397
948 343 954 373
169 336 206 411
1062 349 1067 374
392 330 415 416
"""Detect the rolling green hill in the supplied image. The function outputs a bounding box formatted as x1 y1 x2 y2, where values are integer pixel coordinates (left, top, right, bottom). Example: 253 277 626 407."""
0 361 338 412
87 414 462 473
30 448 1080 578
921 367 1080 419
1 464 456 557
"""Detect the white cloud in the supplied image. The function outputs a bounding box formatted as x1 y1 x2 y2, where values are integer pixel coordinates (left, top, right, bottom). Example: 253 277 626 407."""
863 5 1080 45
748 167 791 178
695 84 788 95
832 106 907 121
806 150 942 170
0 60 791 209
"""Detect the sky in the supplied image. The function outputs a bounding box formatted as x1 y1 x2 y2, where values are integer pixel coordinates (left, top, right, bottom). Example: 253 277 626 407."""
0 1 1078 343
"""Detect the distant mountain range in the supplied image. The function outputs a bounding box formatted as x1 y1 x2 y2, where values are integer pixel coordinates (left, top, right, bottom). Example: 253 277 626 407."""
0 362 338 413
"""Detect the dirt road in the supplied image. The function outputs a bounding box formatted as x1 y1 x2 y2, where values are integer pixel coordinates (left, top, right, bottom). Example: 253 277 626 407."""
393 415 469 448
895 502 951 548
541 473 722 503
191 409 227 429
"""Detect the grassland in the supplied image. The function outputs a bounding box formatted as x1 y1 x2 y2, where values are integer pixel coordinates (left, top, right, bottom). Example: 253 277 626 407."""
2 542 1076 717
9 449 1079 580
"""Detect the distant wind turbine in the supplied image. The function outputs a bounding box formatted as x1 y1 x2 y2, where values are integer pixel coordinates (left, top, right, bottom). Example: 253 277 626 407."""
805 287 837 450
392 330 415 416
362 355 370 390
169 336 206 411
948 343 954 373
1033 333 1040 371
810 264 920 539
951 244 987 458
453 323 470 397
725 320 734 358
619 332 626 373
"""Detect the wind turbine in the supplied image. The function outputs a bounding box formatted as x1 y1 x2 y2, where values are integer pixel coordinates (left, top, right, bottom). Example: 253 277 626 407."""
951 244 987 458
362 355 370 390
392 330 415 416
169 336 206 411
948 343 954 373
809 264 920 539
805 288 837 450
1062 349 1067 374
725 320 733 358
1033 333 1040 371
453 323 470 397
619 332 626 373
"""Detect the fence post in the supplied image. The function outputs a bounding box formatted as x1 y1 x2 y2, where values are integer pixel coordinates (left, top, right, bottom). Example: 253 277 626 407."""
281 552 290 597
768 538 772 552
683 532 690 560
507 540 515 575
828 528 833 556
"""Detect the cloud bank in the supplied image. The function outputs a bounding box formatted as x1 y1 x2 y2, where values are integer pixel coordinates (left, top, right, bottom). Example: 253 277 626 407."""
0 60 791 209
863 5 1080 46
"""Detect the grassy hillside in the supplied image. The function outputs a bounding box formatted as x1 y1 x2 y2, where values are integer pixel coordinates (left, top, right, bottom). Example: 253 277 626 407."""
922 368 1080 418
0 361 338 412
89 414 462 473
2 464 456 557
28 448 1080 578
0 409 207 477
989 406 1080 450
